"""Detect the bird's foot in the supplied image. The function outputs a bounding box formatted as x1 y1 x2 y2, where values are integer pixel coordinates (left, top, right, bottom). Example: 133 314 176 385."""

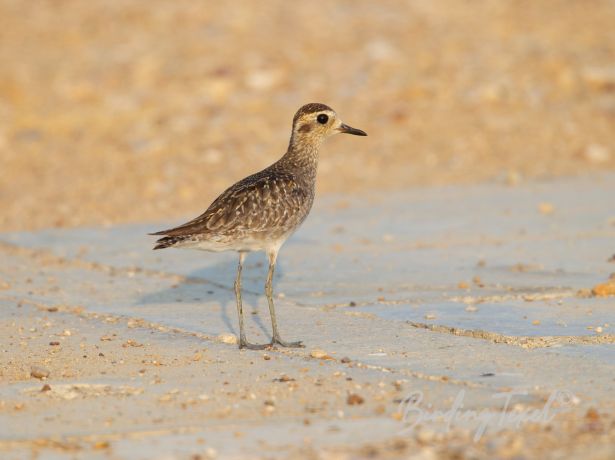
238 339 270 350
270 337 305 348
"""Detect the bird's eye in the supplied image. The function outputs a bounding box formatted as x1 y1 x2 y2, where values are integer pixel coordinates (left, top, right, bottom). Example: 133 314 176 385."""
317 114 329 124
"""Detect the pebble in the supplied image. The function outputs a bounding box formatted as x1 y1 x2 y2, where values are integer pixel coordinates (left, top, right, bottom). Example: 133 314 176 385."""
30 365 50 380
264 399 275 412
365 39 398 61
382 233 395 242
203 148 222 164
583 144 611 164
585 407 600 421
592 282 615 297
310 349 331 359
245 69 283 90
217 333 238 345
506 170 522 186
538 202 555 215
346 393 364 405
582 66 615 91
577 288 593 298
416 428 436 444
92 441 110 450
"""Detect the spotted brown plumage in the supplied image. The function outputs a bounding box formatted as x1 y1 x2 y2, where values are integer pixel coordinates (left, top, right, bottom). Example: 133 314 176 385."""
151 170 313 251
150 103 366 349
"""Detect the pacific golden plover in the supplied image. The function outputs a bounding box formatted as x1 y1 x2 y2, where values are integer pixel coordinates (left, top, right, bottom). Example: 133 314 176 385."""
150 103 367 349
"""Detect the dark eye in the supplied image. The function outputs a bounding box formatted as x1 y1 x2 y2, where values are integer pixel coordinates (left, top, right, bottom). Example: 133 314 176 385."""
317 114 329 124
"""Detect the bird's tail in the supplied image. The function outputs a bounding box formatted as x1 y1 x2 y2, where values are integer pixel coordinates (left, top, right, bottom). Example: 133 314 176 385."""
151 235 187 250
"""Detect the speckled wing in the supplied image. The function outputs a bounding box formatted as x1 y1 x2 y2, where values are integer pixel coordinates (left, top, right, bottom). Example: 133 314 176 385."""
151 171 312 241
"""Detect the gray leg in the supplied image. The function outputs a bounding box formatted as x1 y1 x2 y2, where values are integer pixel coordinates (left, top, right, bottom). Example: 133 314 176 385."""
234 252 268 350
266 249 304 348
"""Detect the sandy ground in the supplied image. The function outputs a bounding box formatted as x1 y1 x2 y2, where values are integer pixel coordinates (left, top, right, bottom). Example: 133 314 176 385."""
1 176 614 459
1 0 615 232
2 299 613 459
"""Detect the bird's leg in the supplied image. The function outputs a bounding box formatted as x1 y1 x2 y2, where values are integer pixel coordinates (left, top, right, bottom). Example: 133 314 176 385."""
234 252 268 350
266 250 304 348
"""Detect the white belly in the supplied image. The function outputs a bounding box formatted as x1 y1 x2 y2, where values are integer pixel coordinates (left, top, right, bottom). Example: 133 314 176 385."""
177 234 289 254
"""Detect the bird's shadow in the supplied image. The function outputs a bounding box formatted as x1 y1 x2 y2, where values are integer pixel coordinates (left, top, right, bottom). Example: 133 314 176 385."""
137 253 284 339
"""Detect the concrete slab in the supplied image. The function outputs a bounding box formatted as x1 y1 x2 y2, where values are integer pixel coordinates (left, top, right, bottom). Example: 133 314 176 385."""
1 175 614 459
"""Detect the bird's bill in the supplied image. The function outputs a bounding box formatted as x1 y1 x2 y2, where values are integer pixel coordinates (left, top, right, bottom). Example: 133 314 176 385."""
337 123 367 136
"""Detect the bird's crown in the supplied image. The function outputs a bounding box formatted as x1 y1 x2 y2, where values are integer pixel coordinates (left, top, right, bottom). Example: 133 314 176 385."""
292 103 334 125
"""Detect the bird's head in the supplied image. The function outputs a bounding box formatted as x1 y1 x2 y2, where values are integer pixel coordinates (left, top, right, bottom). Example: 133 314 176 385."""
291 103 367 146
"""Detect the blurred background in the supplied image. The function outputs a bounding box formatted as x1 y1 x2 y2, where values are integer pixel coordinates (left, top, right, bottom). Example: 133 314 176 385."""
1 0 614 232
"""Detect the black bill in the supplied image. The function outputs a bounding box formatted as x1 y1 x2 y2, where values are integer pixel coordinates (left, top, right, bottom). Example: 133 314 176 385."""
338 123 367 136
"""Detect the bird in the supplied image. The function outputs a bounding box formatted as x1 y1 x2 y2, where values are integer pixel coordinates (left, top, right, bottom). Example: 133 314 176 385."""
150 103 367 349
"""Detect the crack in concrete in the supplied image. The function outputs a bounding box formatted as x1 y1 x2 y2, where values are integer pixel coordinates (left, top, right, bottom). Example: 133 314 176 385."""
406 321 615 348
314 288 579 311
0 295 216 343
0 240 261 294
